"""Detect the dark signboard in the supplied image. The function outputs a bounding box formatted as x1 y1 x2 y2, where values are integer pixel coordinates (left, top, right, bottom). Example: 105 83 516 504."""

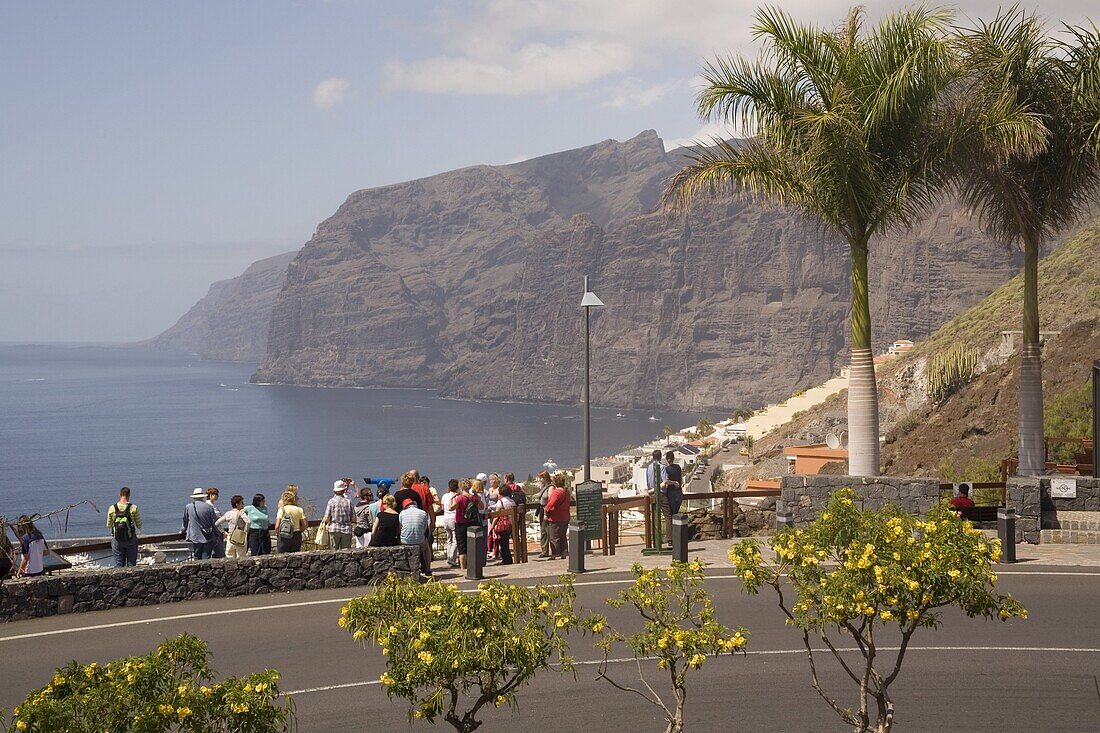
575 480 603 543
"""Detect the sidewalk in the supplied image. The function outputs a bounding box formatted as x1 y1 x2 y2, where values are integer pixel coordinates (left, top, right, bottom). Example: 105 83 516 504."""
436 536 1100 584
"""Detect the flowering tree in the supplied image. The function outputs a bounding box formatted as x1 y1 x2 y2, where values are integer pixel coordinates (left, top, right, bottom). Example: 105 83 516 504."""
6 634 293 732
584 561 749 733
729 489 1027 733
341 574 578 733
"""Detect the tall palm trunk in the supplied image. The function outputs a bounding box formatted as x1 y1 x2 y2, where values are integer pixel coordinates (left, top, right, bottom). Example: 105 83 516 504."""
848 240 880 476
1017 234 1045 475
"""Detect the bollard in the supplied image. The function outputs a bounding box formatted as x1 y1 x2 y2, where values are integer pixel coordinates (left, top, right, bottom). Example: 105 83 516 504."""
671 514 689 563
568 522 585 574
997 507 1017 563
466 525 485 580
776 502 795 532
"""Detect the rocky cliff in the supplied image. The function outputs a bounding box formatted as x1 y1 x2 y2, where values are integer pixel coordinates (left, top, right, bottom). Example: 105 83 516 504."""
147 250 296 361
250 130 1024 410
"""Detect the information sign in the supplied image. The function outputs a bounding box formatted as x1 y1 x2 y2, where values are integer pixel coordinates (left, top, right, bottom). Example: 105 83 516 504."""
1050 477 1077 499
574 480 603 543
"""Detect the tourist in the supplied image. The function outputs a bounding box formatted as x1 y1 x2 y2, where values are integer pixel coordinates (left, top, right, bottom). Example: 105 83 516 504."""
440 479 459 567
453 478 484 570
421 476 442 516
393 473 422 511
368 484 390 524
399 498 432 578
664 450 685 521
369 495 400 547
106 486 142 567
0 528 14 580
494 484 516 565
216 495 249 559
505 472 526 505
206 487 225 559
323 480 355 550
183 487 218 560
411 471 437 535
15 516 47 578
277 484 300 510
487 474 502 509
534 471 552 559
244 493 271 556
275 489 307 553
545 475 571 560
950 484 976 511
354 486 373 548
647 449 671 545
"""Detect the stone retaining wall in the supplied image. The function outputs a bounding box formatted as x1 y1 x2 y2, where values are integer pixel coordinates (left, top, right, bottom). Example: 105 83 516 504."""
0 546 421 623
1007 477 1100 544
780 475 942 525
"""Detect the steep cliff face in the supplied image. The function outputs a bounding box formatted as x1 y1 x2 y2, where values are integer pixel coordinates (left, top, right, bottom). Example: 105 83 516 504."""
251 130 1023 410
147 250 296 361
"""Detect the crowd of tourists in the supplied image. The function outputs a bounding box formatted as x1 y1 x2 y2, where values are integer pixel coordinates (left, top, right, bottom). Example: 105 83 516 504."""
93 468 578 578
2 449 689 580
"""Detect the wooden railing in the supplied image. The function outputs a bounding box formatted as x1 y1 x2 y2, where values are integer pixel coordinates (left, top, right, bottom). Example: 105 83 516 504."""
601 495 652 556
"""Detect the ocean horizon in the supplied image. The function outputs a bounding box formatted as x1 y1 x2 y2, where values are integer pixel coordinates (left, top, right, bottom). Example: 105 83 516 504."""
0 344 713 538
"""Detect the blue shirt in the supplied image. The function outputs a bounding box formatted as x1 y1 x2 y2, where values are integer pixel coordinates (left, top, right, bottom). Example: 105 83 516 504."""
243 504 269 530
647 461 665 491
183 500 217 544
399 506 429 545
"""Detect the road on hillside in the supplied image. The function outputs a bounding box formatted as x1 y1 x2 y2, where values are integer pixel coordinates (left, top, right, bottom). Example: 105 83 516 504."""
2 568 1099 732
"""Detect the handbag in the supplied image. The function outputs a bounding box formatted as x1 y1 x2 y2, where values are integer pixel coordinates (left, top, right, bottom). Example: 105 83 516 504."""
315 521 330 548
229 514 248 546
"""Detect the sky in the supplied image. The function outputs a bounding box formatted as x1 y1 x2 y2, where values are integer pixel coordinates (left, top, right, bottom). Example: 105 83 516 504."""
1 1 1096 342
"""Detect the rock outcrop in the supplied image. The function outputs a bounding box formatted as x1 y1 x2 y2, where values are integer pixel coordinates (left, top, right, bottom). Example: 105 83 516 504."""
251 130 1022 410
147 250 296 361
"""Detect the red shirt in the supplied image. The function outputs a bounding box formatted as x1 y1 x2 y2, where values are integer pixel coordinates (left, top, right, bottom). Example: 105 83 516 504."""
454 494 479 525
545 487 571 522
949 496 975 510
412 482 435 521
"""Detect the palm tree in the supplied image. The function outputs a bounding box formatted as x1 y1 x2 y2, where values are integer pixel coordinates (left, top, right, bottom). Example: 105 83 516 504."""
664 6 960 476
953 9 1100 475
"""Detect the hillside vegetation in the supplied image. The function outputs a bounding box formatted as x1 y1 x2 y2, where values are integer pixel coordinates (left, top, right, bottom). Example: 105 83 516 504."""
720 216 1100 485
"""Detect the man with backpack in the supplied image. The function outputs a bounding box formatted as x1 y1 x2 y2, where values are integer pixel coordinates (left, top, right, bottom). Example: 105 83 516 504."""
183 487 218 560
106 486 142 567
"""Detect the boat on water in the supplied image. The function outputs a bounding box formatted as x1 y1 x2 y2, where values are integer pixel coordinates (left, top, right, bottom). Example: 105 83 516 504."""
616 412 625 418
648 415 659 421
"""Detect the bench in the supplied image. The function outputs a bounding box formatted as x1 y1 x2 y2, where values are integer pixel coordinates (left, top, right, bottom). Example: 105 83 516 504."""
959 506 1000 525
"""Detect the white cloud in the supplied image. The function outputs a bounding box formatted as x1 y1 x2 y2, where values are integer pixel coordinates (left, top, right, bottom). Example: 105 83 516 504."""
600 78 679 109
384 39 632 95
664 120 748 151
312 78 351 110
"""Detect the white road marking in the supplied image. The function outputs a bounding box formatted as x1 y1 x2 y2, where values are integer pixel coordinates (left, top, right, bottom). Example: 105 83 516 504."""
0 570 1096 643
282 646 1100 696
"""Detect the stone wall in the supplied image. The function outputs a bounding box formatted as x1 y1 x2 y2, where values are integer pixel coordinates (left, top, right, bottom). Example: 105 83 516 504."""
1007 477 1100 544
0 546 421 623
684 497 777 539
780 475 943 526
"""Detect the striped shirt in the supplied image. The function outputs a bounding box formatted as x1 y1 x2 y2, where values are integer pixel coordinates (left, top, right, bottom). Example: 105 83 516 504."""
323 495 355 534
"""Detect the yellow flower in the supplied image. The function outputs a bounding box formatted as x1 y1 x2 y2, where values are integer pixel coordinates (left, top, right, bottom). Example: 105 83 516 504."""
657 636 668 649
255 682 268 693
177 707 192 719
337 617 348 628
353 630 366 642
907 610 919 621
158 704 175 715
178 685 188 695
418 651 433 664
689 653 706 668
382 647 389 656
52 673 64 686
591 620 605 633
495 695 507 708
380 673 395 686
200 686 212 697
879 609 893 620
419 631 430 641
414 710 423 719
16 722 27 731
947 569 961 579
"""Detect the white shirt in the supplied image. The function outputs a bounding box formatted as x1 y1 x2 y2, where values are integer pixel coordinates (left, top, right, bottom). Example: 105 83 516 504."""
441 491 457 521
22 537 46 575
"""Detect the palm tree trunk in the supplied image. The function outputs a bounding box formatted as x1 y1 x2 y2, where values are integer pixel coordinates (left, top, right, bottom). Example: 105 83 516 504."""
848 240 880 477
1017 233 1045 475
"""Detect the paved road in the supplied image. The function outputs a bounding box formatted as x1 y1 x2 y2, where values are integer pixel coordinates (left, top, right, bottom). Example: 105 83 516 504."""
2 567 1099 732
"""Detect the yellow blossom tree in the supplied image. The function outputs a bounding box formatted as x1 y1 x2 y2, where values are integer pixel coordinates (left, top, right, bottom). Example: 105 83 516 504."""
729 488 1027 733
584 561 749 733
5 634 292 733
341 574 578 733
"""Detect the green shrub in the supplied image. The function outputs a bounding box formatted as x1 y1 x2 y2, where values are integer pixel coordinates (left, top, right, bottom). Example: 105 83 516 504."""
7 634 293 733
341 575 578 733
730 490 1026 733
1045 381 1092 461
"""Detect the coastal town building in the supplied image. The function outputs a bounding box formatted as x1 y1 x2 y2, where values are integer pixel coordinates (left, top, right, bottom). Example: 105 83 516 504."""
785 443 849 475
576 459 632 485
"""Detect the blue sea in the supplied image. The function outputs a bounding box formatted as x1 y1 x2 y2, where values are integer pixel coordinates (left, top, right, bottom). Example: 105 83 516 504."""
0 345 711 537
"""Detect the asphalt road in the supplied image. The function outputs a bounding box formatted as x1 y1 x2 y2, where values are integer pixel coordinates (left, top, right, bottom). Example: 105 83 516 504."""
2 567 1099 732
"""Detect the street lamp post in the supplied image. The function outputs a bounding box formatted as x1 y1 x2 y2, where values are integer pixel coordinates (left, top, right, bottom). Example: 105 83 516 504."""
580 276 604 482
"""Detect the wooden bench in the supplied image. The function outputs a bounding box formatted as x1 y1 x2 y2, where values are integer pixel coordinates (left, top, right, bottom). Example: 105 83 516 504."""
959 506 1000 525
